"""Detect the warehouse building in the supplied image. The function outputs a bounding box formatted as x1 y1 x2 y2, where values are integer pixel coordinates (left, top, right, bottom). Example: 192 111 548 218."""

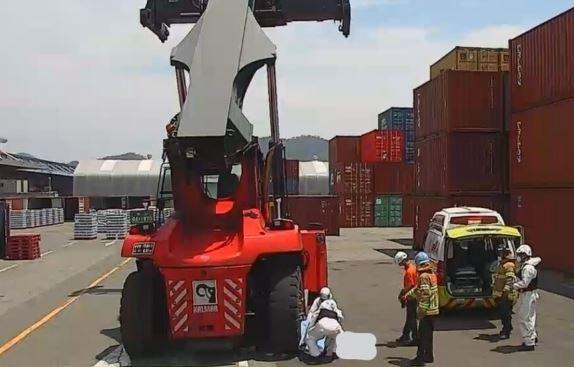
0 150 75 210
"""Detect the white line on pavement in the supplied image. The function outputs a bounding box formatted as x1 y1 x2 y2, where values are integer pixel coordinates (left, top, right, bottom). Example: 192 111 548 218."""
63 241 78 248
0 264 19 273
93 345 131 367
41 250 55 257
104 240 117 247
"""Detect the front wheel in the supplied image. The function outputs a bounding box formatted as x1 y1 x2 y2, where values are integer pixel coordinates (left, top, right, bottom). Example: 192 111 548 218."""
267 261 305 353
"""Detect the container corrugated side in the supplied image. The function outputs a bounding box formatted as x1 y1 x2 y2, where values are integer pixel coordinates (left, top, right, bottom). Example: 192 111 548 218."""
510 97 574 188
414 71 505 140
510 7 574 113
288 195 340 236
510 189 574 274
360 130 404 163
329 136 361 164
339 194 373 228
332 162 373 195
415 132 503 195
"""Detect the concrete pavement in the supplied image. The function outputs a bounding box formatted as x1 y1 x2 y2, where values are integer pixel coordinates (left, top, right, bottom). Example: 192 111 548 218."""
0 225 573 366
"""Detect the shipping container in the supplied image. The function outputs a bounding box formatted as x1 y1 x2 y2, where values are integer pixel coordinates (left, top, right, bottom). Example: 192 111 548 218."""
285 159 299 195
510 189 574 274
373 162 414 194
430 47 510 79
331 162 373 195
329 136 361 164
339 194 373 228
402 195 414 227
288 195 340 236
378 107 415 162
413 194 505 249
510 97 574 188
374 195 402 227
360 130 404 163
414 71 505 140
510 7 574 113
415 132 503 195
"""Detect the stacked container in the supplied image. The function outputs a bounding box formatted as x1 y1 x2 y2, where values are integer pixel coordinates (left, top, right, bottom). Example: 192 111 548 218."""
430 47 510 79
329 136 373 228
378 107 415 162
377 107 416 226
509 8 574 274
413 69 506 248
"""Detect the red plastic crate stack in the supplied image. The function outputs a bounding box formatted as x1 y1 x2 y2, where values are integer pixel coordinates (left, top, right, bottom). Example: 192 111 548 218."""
5 234 41 260
508 8 574 274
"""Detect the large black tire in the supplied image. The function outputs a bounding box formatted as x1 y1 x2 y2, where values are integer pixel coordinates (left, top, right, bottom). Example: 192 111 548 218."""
120 271 156 358
267 261 305 353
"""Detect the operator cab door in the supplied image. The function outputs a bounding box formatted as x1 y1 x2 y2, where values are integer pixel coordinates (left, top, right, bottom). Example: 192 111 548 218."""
424 214 446 263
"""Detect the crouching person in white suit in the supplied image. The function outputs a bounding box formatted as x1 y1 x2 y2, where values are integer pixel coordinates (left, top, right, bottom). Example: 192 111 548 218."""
306 299 344 360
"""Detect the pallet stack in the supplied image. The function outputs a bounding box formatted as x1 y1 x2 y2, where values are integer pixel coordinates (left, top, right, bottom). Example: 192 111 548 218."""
508 8 574 274
5 234 41 260
74 213 98 240
9 210 28 229
105 211 129 240
96 210 107 234
413 64 507 248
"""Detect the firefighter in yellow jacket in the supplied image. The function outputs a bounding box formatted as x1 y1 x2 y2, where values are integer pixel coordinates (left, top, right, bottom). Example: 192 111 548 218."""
403 252 439 366
492 248 517 340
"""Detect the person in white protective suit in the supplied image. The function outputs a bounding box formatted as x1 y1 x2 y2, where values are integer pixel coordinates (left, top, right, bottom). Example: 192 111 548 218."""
307 287 332 324
306 299 344 359
512 244 542 351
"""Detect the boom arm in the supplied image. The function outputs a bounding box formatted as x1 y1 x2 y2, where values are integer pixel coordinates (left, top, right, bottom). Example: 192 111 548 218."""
140 0 351 42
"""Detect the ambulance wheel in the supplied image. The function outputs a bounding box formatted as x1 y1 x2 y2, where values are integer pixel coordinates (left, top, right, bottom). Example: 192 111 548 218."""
120 271 156 358
268 261 305 353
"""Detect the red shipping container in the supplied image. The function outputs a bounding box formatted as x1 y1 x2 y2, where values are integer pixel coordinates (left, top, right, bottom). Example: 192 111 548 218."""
414 71 505 140
402 195 414 227
373 162 414 194
331 162 373 195
329 136 361 164
415 132 503 195
339 194 373 228
510 189 573 274
510 97 574 188
510 8 574 113
288 196 340 236
413 194 505 249
360 130 404 162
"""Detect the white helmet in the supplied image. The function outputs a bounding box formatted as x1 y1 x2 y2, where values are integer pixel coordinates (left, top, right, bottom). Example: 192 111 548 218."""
319 299 338 312
516 244 533 257
319 287 332 300
394 251 408 266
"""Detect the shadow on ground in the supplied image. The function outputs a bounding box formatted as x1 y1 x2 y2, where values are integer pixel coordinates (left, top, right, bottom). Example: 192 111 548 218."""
375 248 418 259
386 356 412 367
491 345 525 354
435 309 497 331
539 270 574 299
69 285 123 297
389 239 414 247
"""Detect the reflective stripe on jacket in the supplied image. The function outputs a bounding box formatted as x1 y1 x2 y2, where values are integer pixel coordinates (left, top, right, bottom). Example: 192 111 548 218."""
406 264 439 317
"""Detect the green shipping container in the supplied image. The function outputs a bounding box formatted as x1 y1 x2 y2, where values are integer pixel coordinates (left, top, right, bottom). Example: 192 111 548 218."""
374 195 403 227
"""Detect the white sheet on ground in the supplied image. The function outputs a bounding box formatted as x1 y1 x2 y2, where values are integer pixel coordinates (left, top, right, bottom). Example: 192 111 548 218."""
336 331 377 361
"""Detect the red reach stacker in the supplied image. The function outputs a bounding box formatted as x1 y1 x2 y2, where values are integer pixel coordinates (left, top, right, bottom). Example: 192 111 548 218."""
120 0 351 358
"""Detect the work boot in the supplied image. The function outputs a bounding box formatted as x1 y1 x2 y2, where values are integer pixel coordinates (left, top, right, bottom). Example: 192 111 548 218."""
406 339 419 347
424 354 434 363
396 335 409 343
410 356 426 366
498 332 510 340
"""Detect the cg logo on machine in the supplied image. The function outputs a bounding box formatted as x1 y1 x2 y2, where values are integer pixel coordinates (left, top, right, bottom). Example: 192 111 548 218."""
192 280 218 313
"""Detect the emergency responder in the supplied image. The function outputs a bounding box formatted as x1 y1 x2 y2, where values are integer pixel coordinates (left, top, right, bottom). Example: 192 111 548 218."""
492 248 517 340
394 251 418 345
513 244 542 351
403 252 439 366
306 299 344 361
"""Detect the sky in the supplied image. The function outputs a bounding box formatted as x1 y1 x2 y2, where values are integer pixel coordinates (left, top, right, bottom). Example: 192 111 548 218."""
0 0 572 162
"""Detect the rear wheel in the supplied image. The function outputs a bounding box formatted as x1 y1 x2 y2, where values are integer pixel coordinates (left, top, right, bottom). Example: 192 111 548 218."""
267 260 305 353
120 271 160 358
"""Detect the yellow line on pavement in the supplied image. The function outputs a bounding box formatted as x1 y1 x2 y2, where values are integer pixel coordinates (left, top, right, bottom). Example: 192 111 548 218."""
0 264 20 273
0 258 132 357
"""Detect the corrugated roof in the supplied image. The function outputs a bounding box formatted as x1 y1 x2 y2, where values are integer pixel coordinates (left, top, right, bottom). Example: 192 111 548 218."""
0 151 74 175
73 160 164 197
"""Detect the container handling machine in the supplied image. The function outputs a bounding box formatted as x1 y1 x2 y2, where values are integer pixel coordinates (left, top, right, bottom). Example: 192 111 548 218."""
120 0 351 358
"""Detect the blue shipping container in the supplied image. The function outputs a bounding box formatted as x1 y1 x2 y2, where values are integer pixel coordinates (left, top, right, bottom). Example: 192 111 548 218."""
378 107 415 162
